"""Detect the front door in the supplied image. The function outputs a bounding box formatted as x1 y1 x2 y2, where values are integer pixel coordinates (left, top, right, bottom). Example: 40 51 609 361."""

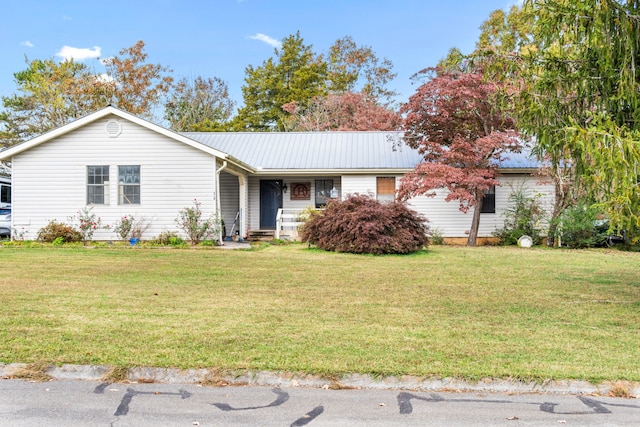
260 180 283 229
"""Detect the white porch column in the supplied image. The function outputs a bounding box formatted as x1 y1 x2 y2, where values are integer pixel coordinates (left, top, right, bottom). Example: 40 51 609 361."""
238 174 248 240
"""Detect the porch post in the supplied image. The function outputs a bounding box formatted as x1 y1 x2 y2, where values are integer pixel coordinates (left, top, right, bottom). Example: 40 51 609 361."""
238 174 248 240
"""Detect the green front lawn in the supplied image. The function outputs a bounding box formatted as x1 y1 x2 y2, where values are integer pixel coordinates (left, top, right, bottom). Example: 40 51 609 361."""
1 244 638 383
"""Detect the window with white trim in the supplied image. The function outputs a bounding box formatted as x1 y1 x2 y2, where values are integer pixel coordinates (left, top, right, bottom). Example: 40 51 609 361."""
118 165 140 205
315 179 333 208
87 166 109 205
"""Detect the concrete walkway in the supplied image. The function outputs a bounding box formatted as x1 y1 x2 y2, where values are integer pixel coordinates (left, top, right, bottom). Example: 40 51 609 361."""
216 240 252 250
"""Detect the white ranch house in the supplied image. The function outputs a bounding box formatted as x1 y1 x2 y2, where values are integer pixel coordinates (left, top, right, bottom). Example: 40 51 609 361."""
0 106 554 244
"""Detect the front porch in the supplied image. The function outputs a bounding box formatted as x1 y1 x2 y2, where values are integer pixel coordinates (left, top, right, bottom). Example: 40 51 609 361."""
246 208 306 241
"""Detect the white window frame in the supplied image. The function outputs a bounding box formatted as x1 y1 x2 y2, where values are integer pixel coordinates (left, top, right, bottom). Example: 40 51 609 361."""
118 165 141 205
87 165 110 205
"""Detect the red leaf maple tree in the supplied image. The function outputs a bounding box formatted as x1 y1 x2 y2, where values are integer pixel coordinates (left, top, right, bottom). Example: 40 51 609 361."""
398 68 520 246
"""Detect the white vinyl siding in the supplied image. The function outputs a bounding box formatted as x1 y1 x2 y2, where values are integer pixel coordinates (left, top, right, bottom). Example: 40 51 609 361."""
219 172 240 236
407 175 555 237
341 175 380 198
10 115 217 241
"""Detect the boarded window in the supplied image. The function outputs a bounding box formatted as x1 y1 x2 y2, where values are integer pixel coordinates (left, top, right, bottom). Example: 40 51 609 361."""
376 177 396 202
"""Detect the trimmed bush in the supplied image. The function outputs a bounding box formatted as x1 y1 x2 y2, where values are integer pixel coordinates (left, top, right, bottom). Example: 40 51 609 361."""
300 194 429 254
37 221 83 243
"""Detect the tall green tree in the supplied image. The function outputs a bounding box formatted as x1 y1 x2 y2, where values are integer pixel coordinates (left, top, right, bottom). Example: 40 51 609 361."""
520 0 640 233
234 32 397 131
326 36 397 105
470 3 587 246
0 40 173 149
0 59 94 147
476 5 534 54
164 76 235 131
234 32 328 131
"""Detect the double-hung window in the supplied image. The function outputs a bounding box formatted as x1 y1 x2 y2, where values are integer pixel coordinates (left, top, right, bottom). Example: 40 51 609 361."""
87 166 109 205
315 179 334 208
118 165 140 205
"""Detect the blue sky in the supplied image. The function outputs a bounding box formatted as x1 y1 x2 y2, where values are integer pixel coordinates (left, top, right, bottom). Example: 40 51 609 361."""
1 0 520 111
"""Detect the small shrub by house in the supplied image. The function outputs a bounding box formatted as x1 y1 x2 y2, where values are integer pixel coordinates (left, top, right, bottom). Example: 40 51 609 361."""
37 221 83 243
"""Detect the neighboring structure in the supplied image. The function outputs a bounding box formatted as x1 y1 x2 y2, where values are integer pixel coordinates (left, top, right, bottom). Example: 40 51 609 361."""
0 106 554 244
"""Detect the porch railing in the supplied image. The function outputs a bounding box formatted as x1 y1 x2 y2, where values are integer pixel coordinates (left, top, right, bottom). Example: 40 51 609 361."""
275 208 306 239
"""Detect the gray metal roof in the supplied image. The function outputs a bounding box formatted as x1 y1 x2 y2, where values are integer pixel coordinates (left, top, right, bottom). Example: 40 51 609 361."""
183 131 421 170
494 148 542 169
183 131 541 171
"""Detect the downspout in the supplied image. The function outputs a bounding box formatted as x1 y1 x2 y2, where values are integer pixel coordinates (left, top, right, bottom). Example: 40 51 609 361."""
216 160 228 244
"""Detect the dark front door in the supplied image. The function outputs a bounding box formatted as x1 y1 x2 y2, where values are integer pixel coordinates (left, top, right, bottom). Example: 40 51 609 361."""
260 180 283 229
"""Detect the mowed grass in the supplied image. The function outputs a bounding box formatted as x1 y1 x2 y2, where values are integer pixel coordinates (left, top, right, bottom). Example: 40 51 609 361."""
0 244 638 383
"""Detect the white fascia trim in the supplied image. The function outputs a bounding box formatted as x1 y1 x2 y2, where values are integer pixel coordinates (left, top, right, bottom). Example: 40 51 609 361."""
497 168 539 174
253 168 414 176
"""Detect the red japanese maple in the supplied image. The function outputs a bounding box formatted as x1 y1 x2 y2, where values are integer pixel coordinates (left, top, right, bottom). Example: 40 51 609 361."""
398 68 520 246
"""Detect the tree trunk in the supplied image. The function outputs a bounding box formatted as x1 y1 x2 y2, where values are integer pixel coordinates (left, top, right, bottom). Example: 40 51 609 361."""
546 194 562 247
546 175 570 247
467 193 484 246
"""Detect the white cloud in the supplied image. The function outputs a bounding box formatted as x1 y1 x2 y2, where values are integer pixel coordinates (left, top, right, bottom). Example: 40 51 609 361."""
95 73 115 84
249 33 281 49
21 41 34 48
55 45 101 61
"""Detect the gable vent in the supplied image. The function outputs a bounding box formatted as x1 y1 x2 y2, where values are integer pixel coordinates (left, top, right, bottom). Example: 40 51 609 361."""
105 120 122 138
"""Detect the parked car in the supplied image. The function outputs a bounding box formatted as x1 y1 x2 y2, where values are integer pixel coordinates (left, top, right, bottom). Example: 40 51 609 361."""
0 208 10 238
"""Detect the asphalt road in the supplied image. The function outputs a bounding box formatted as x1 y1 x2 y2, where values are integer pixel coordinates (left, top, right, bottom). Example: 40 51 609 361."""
1 379 639 426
